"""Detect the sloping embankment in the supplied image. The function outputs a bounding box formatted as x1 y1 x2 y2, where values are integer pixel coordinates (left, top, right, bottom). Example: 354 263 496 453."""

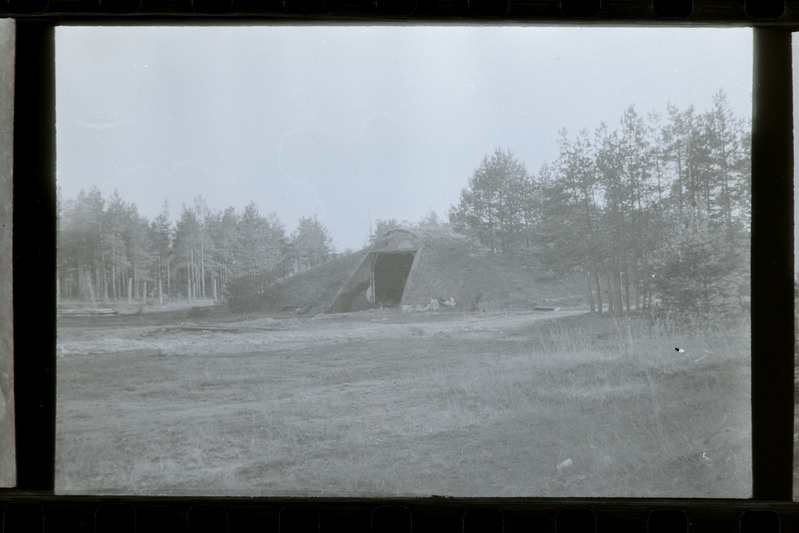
262 229 585 314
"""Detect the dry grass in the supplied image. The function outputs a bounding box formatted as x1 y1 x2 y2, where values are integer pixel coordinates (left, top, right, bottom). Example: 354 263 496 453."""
55 310 750 498
403 237 585 312
264 251 366 314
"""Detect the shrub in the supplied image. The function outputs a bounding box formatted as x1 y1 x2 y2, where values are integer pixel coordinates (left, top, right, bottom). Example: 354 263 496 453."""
225 272 283 312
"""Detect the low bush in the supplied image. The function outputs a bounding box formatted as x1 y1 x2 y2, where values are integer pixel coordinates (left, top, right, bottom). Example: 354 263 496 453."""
224 273 284 312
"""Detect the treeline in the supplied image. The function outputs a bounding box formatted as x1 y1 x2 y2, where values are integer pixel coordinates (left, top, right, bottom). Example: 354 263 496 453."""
450 90 750 319
57 191 334 306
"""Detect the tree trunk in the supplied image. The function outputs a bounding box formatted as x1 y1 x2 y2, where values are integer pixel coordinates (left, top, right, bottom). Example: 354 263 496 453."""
127 277 132 305
157 255 163 305
101 253 108 301
586 271 595 313
634 267 641 312
85 269 96 304
608 269 623 315
200 235 206 299
95 267 102 304
77 267 84 300
676 150 684 216
593 270 603 313
623 266 631 312
111 242 116 300
193 254 200 301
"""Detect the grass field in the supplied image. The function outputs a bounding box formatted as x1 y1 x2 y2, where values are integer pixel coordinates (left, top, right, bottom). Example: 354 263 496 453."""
56 305 751 497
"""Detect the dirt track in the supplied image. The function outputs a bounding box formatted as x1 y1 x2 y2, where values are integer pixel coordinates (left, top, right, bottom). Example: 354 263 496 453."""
57 307 586 357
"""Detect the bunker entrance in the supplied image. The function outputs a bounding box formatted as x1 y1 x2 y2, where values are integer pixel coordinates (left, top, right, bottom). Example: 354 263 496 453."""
373 252 415 307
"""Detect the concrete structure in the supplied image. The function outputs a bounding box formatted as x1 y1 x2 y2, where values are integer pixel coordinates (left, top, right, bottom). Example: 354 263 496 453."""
328 229 423 312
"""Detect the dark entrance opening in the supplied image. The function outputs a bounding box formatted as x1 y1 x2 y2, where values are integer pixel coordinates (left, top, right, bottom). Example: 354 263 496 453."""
373 252 415 307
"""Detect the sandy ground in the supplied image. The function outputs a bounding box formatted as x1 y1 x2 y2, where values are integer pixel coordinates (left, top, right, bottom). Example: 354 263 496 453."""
56 307 586 358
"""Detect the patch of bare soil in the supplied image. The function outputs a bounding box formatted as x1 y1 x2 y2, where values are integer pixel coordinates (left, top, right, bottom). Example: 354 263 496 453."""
56 306 585 358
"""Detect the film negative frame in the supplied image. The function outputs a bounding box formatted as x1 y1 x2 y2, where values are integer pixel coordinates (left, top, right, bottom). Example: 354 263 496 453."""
3 1 798 531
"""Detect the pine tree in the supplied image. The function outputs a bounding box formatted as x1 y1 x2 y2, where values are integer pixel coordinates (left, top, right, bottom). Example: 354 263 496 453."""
287 215 333 272
449 148 533 254
150 201 172 302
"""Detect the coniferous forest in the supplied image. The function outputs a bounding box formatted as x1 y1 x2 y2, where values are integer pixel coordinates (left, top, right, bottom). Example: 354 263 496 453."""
450 91 750 321
58 91 750 321
57 191 334 307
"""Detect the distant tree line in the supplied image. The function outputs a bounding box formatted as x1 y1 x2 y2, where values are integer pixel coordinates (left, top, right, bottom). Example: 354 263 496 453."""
57 191 334 307
450 90 750 319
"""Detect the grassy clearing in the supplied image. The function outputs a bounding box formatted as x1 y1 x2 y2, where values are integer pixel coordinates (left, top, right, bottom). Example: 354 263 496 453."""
56 311 750 497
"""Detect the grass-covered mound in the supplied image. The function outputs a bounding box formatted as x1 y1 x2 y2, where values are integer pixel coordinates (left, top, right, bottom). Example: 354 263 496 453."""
256 227 585 314
401 228 584 311
261 250 367 314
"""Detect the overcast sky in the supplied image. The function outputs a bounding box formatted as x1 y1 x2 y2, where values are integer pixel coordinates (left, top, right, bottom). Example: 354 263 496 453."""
55 25 753 252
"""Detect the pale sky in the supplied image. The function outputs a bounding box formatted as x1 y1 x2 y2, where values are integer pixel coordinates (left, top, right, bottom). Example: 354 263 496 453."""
55 25 753 252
